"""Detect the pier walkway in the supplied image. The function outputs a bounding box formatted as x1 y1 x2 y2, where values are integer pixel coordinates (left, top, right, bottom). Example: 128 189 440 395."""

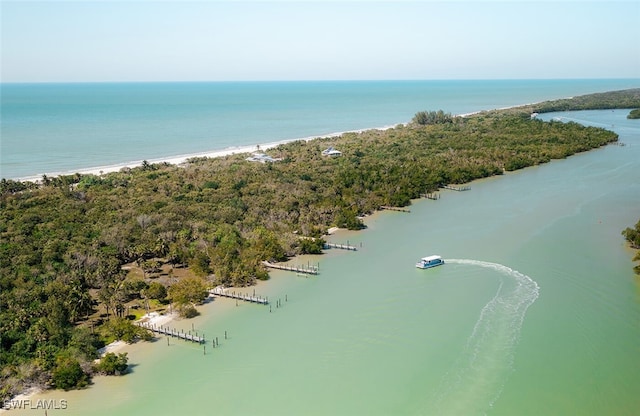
324 242 357 251
209 286 269 305
421 192 440 200
137 321 205 344
380 205 411 213
262 261 318 275
443 185 471 191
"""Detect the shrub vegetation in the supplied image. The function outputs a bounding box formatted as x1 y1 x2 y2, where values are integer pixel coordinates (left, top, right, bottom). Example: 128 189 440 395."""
622 220 640 275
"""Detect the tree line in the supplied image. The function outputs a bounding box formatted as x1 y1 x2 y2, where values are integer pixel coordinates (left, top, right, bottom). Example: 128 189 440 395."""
0 89 637 399
622 220 640 275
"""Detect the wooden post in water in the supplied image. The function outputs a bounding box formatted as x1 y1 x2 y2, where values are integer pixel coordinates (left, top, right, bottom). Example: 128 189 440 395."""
225 330 227 340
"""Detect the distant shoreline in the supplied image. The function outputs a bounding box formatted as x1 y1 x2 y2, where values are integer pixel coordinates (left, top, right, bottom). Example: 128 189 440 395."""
13 125 398 183
12 102 536 183
5 80 637 182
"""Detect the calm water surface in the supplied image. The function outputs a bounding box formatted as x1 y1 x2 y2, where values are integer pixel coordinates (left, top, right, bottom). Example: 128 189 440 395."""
15 109 640 415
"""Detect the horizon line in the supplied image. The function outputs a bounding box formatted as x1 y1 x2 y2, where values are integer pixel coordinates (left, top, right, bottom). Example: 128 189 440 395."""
3 77 640 86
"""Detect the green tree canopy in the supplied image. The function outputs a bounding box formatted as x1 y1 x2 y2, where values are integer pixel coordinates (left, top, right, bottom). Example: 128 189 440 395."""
411 110 453 125
95 352 129 375
51 355 89 390
167 276 208 317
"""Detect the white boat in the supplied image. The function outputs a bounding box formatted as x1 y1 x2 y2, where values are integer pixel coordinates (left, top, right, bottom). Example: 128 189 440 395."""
416 255 444 269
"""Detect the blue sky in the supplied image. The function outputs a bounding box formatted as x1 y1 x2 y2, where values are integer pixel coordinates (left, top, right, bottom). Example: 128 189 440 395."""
2 0 639 82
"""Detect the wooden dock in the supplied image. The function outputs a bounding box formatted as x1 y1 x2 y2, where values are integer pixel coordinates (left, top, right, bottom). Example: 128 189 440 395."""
380 205 411 213
137 321 205 344
422 192 440 200
209 286 269 305
443 185 471 191
324 242 357 251
262 261 318 275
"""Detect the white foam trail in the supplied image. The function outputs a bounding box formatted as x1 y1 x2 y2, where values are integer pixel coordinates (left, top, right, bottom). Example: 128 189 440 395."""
424 259 540 415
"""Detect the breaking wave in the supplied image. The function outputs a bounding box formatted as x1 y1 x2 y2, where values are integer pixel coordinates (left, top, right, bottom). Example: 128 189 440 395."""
424 259 540 415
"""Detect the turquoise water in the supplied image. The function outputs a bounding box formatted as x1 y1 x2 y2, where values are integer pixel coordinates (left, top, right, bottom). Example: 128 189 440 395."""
2 79 639 180
14 109 640 415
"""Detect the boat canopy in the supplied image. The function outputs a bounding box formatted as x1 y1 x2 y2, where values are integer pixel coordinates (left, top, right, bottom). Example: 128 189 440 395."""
421 255 442 262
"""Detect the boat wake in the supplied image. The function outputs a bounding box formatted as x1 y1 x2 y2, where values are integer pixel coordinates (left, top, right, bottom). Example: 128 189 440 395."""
424 259 540 415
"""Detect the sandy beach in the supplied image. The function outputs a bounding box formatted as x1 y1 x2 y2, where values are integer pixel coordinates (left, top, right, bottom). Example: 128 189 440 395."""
12 102 541 184
95 311 177 357
16 124 398 183
12 100 537 184
0 311 178 413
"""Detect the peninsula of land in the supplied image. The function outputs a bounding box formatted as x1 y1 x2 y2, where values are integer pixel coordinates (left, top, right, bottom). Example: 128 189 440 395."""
1 89 639 400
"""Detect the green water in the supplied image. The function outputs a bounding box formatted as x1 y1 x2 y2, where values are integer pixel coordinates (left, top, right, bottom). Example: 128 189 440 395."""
17 110 640 415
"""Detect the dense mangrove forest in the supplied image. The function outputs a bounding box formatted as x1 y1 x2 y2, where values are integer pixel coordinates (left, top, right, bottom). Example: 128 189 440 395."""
1 89 638 399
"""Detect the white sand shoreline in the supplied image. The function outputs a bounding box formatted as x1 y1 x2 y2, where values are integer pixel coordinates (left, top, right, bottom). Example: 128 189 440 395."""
13 99 541 183
0 387 43 414
95 311 176 358
14 124 398 183
0 311 177 412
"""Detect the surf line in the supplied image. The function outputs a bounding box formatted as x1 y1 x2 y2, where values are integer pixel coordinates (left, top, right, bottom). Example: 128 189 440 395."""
426 259 540 415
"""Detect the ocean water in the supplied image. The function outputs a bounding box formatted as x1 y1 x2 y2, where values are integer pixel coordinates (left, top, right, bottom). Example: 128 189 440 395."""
2 79 639 180
11 109 640 415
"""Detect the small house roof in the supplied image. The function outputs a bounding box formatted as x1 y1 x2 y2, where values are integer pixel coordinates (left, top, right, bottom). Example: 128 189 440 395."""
322 146 342 156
